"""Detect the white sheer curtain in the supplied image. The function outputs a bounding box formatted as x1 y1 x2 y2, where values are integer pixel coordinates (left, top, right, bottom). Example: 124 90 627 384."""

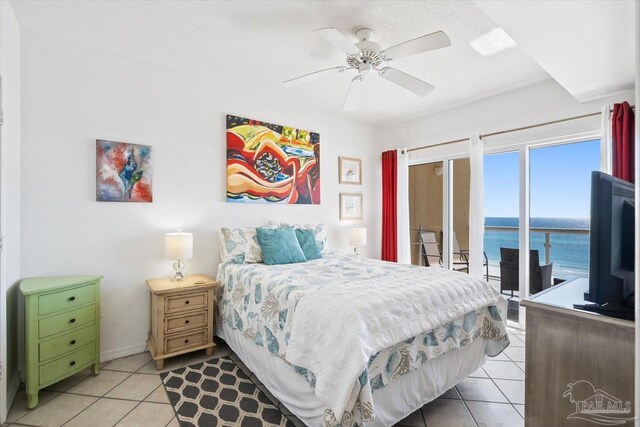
469 135 485 278
397 148 411 264
601 105 613 174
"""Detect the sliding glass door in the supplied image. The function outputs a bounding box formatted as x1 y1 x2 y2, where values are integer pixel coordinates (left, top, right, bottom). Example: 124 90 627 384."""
450 158 472 275
409 162 444 267
528 139 600 289
408 158 472 271
408 135 602 326
484 151 520 322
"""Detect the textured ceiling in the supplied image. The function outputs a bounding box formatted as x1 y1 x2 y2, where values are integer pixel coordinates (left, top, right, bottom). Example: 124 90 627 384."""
11 0 550 125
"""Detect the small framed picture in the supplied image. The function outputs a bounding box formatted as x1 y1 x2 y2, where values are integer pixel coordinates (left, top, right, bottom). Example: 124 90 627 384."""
339 157 362 185
340 193 363 220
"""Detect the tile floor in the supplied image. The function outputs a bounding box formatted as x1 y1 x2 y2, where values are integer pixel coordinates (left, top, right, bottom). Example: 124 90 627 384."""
4 327 525 427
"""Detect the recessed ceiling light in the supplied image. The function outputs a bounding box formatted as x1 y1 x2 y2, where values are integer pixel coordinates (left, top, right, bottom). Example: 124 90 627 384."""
470 28 517 56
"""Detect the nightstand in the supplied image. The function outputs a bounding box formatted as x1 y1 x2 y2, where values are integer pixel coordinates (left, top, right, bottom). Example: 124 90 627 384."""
146 274 217 370
20 276 102 409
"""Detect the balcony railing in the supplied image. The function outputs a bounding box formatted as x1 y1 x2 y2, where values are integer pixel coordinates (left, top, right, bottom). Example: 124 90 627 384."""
410 226 589 267
484 225 589 265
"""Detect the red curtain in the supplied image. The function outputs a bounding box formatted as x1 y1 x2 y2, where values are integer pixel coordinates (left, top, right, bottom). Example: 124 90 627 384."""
381 150 397 262
612 102 635 183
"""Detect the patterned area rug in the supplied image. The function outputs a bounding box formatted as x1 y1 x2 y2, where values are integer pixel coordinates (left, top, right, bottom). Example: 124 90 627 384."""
161 353 299 427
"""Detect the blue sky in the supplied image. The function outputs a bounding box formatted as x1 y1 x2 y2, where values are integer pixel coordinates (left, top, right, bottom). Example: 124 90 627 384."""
484 139 600 218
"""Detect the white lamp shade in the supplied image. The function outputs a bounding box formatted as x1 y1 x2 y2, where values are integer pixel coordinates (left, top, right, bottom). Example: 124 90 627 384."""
165 232 193 260
349 227 367 246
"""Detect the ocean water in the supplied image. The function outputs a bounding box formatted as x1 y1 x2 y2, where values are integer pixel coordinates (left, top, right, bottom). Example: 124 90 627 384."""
484 217 590 278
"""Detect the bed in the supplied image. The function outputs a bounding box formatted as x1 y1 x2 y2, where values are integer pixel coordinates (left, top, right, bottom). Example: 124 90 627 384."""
216 253 509 427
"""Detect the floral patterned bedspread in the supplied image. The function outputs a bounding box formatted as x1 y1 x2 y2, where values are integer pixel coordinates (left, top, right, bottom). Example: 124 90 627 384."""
217 255 509 427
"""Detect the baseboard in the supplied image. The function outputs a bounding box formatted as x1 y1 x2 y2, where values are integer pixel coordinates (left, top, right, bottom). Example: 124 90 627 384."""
100 341 147 363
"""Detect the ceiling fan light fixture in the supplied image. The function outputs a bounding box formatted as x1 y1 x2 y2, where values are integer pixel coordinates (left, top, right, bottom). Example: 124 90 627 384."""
469 28 517 56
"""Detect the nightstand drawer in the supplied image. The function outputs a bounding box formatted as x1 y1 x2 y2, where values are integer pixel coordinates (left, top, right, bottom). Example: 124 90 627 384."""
164 329 208 354
165 310 208 334
165 292 207 314
39 305 95 339
38 283 97 316
39 324 96 362
39 343 95 386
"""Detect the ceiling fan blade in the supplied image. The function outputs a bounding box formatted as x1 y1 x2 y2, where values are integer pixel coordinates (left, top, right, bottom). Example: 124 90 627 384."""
380 31 451 61
343 76 364 111
283 66 347 87
379 67 434 97
314 27 360 55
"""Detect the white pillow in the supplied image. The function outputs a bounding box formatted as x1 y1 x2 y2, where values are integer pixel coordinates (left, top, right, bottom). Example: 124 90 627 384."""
218 227 265 263
218 228 247 264
243 228 263 263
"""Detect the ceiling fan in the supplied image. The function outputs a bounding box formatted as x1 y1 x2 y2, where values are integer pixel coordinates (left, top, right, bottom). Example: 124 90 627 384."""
283 27 451 111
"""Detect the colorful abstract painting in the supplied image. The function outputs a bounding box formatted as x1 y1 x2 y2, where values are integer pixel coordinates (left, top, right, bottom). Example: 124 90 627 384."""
226 115 320 204
96 140 153 202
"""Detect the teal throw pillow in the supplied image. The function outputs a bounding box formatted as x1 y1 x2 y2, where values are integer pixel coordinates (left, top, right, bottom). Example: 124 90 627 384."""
295 229 322 260
256 227 307 265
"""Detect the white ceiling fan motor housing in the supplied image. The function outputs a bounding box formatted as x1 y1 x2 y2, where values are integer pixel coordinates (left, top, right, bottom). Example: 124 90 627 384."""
353 28 382 68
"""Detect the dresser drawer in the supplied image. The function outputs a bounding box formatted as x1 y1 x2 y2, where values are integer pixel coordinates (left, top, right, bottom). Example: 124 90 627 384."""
165 310 208 334
39 343 95 386
38 283 97 316
165 291 208 314
39 324 96 362
164 329 208 354
39 305 95 339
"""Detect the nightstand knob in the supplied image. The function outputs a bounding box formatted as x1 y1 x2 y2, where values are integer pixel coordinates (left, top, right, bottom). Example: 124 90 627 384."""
184 339 189 343
69 296 76 301
69 318 76 324
185 300 190 305
70 361 76 366
185 320 190 324
70 340 77 345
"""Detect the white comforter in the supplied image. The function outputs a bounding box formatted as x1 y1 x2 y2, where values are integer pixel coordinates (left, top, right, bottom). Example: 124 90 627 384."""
285 265 504 419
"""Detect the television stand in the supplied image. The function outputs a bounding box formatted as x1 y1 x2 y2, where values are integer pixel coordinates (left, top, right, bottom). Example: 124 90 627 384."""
521 277 634 425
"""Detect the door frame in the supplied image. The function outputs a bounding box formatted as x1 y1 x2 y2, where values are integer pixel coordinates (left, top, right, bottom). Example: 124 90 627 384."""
0 72 7 422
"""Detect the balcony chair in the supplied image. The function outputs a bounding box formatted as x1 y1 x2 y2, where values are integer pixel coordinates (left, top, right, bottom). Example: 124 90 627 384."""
419 230 442 267
499 248 553 297
420 230 490 281
451 231 490 281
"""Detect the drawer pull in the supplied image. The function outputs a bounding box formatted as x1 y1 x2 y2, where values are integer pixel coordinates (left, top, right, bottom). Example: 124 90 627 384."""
69 296 76 301
70 361 76 366
184 339 189 343
185 300 190 305
69 318 76 324
185 320 190 324
70 340 77 345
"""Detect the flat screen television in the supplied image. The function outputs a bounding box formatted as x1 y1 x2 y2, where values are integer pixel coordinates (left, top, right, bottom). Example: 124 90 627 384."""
575 171 635 320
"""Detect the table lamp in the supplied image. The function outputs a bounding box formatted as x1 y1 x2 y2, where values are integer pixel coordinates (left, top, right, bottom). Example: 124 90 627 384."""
165 230 193 281
349 227 367 256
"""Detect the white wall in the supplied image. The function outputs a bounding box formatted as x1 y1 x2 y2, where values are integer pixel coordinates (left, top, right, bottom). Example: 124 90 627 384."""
21 31 383 361
383 79 635 160
0 0 21 421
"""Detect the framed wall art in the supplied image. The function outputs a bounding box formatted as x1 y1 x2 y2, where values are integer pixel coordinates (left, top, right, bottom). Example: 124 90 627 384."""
339 156 362 185
340 192 363 220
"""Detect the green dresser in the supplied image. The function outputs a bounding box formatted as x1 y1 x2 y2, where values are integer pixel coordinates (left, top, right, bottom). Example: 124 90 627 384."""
20 276 102 409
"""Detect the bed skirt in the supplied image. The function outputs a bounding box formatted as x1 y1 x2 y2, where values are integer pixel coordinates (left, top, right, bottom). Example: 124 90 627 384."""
217 320 489 427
